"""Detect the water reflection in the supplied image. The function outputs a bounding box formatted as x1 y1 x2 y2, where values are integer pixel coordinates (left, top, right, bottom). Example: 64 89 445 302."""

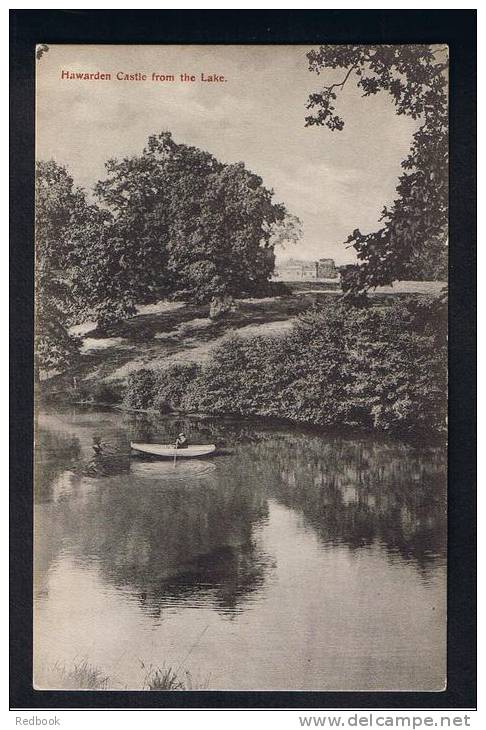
134 416 447 572
130 459 217 481
251 434 446 572
35 412 273 617
34 407 446 690
36 411 446 597
34 427 82 502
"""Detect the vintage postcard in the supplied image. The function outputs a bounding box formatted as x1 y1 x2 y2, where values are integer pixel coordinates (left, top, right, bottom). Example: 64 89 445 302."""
34 43 448 692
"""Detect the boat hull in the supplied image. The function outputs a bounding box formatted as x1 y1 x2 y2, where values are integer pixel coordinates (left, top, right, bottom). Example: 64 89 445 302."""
130 442 216 458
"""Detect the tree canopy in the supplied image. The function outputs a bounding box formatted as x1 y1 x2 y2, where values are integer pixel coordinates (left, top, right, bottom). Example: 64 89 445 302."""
94 132 295 310
35 160 99 374
306 44 448 295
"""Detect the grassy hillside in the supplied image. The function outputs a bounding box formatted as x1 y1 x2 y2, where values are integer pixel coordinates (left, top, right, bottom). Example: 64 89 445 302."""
41 282 445 405
41 292 337 399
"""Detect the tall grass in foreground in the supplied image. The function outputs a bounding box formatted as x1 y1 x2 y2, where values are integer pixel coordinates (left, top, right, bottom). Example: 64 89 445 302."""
43 659 110 690
141 661 210 690
38 659 210 690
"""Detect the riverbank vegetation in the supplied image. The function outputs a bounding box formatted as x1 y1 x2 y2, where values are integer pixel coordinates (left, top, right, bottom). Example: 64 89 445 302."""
122 295 446 437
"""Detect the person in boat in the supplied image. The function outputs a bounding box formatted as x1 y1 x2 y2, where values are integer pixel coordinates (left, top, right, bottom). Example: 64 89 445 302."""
175 432 189 449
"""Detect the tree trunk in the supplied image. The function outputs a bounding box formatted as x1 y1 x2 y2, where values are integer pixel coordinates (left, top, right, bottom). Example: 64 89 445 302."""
209 295 235 320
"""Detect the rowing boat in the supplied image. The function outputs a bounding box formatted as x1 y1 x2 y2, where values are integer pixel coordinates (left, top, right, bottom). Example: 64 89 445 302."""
130 442 216 458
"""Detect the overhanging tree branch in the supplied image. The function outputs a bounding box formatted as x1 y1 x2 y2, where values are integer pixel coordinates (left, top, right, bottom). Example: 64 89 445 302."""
320 64 358 94
305 45 448 297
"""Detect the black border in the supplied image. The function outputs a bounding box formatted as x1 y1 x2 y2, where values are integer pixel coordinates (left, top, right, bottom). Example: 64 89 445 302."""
10 9 476 710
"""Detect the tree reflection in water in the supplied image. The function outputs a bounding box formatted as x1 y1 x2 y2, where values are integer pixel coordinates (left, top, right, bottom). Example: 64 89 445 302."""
250 432 446 573
36 415 272 616
35 409 446 619
94 472 271 617
35 428 82 503
142 415 446 572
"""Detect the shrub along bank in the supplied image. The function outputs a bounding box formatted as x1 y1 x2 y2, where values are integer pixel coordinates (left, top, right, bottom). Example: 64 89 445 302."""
122 296 447 437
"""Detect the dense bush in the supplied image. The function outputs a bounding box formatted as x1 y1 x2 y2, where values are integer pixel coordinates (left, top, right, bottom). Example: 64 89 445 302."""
123 297 447 435
122 368 159 410
153 362 202 412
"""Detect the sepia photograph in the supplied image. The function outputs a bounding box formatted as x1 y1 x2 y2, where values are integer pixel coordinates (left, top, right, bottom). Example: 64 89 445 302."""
31 40 450 694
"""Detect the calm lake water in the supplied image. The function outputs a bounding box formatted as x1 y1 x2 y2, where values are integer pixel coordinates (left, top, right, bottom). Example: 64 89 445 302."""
34 407 446 691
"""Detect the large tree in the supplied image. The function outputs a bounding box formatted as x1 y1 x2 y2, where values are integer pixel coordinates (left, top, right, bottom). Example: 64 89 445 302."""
94 132 293 312
306 45 448 295
35 160 100 374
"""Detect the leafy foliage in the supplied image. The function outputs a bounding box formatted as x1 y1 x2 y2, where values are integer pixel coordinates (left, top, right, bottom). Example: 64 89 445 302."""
35 161 94 373
153 362 201 412
268 212 303 250
35 293 80 375
36 134 302 372
95 132 297 308
124 297 447 436
306 45 448 293
36 44 50 61
121 368 159 410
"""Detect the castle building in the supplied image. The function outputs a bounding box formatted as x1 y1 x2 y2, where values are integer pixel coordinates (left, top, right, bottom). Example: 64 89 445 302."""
274 257 338 281
317 258 337 279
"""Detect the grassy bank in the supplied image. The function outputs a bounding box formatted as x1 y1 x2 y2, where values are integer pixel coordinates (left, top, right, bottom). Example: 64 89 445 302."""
41 291 447 437
121 296 447 437
41 292 325 401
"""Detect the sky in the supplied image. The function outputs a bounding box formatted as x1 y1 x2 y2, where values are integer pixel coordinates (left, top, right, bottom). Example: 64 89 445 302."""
36 44 418 265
